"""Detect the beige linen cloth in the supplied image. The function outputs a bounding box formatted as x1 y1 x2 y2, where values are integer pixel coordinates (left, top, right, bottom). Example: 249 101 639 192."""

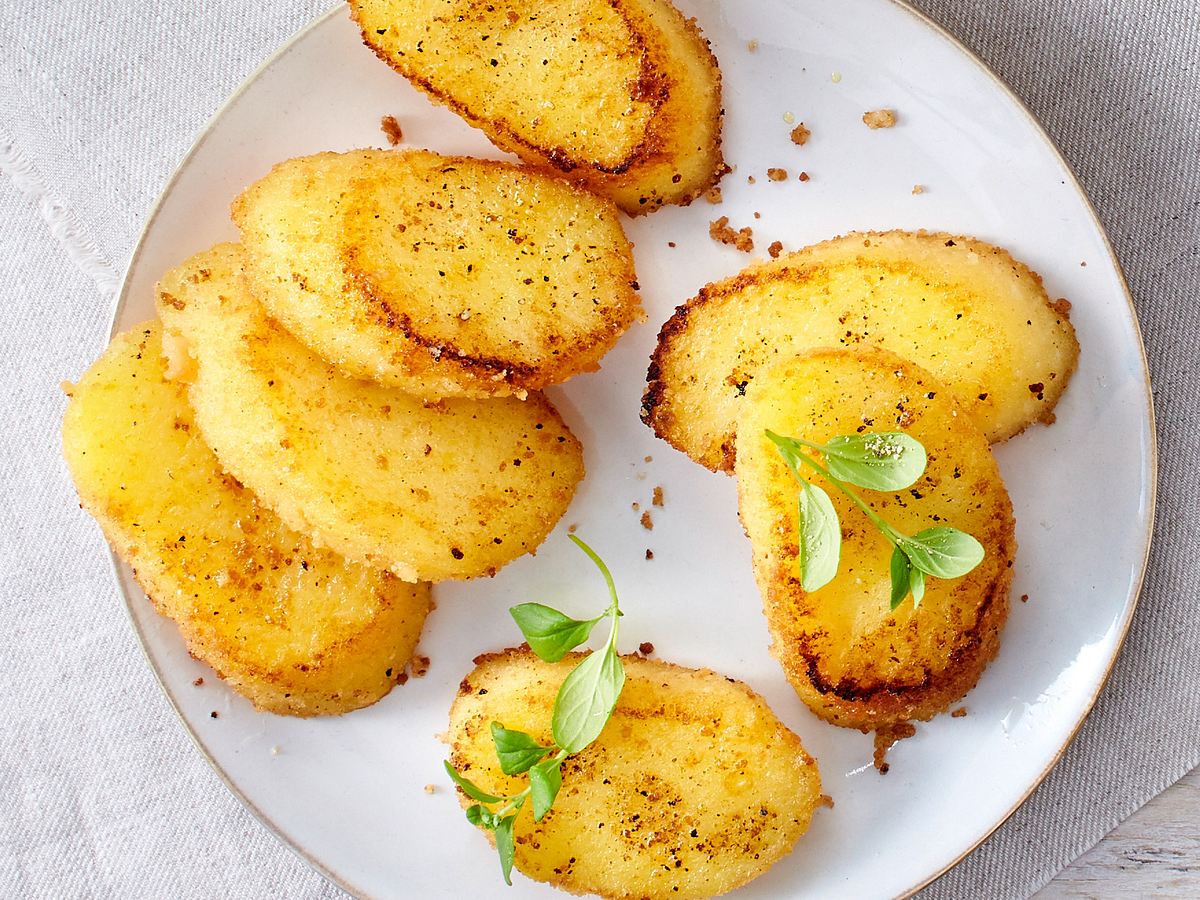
1 1 1196 897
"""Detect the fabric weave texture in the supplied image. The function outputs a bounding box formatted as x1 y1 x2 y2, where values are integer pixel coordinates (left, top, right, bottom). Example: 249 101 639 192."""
1 1 1196 897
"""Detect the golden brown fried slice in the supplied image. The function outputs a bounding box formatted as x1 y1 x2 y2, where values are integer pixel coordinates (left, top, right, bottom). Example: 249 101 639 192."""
449 649 822 899
232 149 642 398
643 230 1080 471
349 0 725 214
61 323 431 716
735 348 1016 730
156 244 584 583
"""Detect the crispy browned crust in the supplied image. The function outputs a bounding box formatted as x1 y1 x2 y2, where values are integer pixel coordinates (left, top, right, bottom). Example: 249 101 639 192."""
641 229 1080 471
768 528 1014 731
349 0 726 215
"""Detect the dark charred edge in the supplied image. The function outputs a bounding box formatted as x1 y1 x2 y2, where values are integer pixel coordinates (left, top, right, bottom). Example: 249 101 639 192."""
798 579 1005 704
338 204 640 391
640 227 1081 468
348 0 669 179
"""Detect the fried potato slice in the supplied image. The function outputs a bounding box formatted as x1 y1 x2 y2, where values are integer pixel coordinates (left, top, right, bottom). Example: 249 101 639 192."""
349 0 725 214
61 323 431 716
449 648 822 899
735 348 1016 730
643 230 1080 471
156 244 584 583
232 149 643 397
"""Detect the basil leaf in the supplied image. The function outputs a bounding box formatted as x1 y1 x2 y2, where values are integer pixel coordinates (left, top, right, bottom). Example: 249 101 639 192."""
823 433 927 491
797 479 841 592
510 603 599 663
443 760 503 804
900 527 985 579
529 758 563 822
909 566 926 607
889 545 912 610
490 722 553 776
465 804 490 828
551 645 625 754
494 814 517 886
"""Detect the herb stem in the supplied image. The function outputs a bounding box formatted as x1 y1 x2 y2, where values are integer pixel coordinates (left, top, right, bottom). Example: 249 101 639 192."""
785 446 904 544
568 534 620 617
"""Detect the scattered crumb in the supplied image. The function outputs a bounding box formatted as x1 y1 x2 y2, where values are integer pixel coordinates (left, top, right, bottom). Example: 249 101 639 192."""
789 123 811 146
1021 593 1030 603
951 707 968 718
709 216 754 252
704 186 723 204
667 241 676 248
747 39 759 52
411 656 431 678
270 745 282 756
1050 297 1073 316
567 523 578 534
911 184 925 195
753 211 761 220
380 114 404 145
768 240 784 259
632 501 640 511
59 380 75 397
767 167 788 182
818 794 835 809
434 730 449 744
652 486 664 507
872 722 917 773
638 641 656 656
1080 260 1088 267
644 549 654 560
644 455 653 463
798 171 810 182
746 175 756 184
210 711 220 719
424 784 436 794
636 471 647 481
863 108 897 129
640 510 654 531
396 672 409 685
783 111 795 124
831 71 842 83
192 677 204 687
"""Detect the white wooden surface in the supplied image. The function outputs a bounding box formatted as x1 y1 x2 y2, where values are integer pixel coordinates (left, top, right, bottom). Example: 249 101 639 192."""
1036 766 1200 897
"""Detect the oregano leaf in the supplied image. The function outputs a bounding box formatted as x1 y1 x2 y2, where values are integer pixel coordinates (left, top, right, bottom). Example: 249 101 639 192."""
489 722 553 776
797 479 841 592
900 527 985 579
443 760 503 804
889 545 912 610
494 814 517 886
509 603 599 663
529 758 563 822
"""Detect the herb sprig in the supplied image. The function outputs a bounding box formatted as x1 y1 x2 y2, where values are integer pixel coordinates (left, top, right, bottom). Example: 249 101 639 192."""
444 534 626 885
765 430 985 608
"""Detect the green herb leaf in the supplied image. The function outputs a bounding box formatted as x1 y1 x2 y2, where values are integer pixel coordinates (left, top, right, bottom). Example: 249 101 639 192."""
494 814 517 886
909 566 926 607
889 545 912 610
796 479 841 591
552 644 625 754
465 804 489 827
822 432 927 491
489 723 553 776
444 760 503 804
900 527 985 579
509 603 599 663
529 758 563 822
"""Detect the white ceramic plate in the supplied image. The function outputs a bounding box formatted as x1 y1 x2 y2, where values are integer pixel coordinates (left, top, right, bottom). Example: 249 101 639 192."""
109 2 1156 897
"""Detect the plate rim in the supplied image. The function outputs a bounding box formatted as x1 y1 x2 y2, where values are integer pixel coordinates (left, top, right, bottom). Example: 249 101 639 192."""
104 3 1159 898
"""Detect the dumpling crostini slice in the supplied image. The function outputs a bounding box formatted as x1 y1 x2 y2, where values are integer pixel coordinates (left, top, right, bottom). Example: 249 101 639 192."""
232 149 643 398
643 230 1079 471
735 348 1016 731
156 243 585 584
348 0 725 214
61 323 431 716
449 648 823 899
